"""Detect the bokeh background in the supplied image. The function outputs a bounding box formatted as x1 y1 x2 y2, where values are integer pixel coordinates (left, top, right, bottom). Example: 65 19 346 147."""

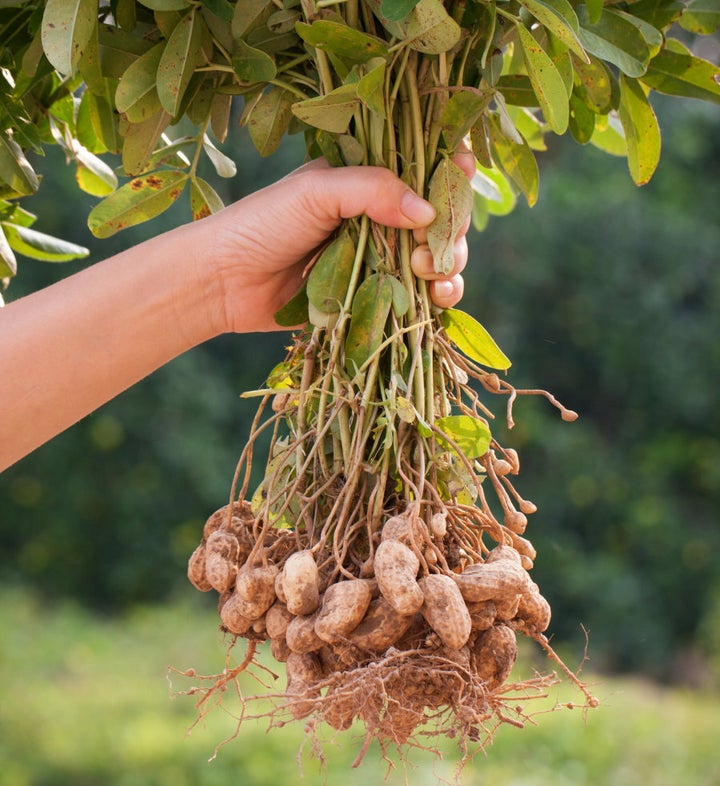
1 88 719 783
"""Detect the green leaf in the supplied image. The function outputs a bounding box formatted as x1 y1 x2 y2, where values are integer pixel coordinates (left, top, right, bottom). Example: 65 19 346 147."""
572 53 614 113
440 90 492 151
577 6 651 78
356 59 387 117
307 230 356 314
122 110 173 176
0 132 39 195
74 146 118 197
618 73 661 185
232 39 277 83
0 225 17 278
246 87 294 157
210 92 233 142
641 40 720 104
138 0 191 9
389 276 410 318
115 43 164 123
88 170 188 238
380 0 421 22
518 0 588 61
427 158 473 275
190 176 224 220
274 283 309 327
630 0 685 30
590 112 627 156
515 23 569 134
97 24 155 78
435 415 492 459
568 92 596 143
2 223 89 262
231 0 273 40
202 135 236 178
201 0 234 21
344 273 394 375
41 0 98 76
585 0 603 25
85 83 122 153
296 20 389 63
440 308 512 370
156 9 204 116
678 0 720 34
472 164 517 216
406 0 462 54
488 114 540 207
291 84 360 134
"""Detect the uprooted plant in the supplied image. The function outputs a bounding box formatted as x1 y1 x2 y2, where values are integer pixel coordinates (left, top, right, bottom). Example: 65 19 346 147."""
3 0 719 770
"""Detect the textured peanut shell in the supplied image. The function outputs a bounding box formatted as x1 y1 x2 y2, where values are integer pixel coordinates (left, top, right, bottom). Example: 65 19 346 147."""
204 531 241 593
466 599 497 631
265 601 293 639
286 612 324 654
374 539 424 615
187 543 212 592
515 587 552 632
270 636 291 663
219 592 253 635
453 560 528 603
234 563 278 619
419 574 472 650
347 597 414 652
282 550 320 616
471 624 518 689
485 544 522 565
380 512 423 545
494 593 522 621
314 579 372 643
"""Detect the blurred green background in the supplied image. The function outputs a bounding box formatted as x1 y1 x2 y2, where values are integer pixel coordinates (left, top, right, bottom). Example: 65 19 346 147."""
2 94 720 784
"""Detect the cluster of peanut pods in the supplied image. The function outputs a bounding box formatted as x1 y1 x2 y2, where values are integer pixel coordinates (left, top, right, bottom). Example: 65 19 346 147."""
188 501 552 729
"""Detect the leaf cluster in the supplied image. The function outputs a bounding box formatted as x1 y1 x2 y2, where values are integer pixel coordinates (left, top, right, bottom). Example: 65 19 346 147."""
0 0 717 297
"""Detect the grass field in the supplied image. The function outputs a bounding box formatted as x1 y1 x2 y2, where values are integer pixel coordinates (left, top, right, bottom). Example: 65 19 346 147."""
1 588 719 786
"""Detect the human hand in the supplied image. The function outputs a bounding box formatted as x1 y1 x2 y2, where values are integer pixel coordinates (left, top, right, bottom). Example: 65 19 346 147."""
199 152 475 334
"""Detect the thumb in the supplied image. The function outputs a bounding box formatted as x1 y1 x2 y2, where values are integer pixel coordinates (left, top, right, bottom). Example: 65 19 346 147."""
291 165 437 230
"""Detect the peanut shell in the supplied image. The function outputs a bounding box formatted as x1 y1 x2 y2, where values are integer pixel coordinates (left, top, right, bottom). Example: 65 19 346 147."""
418 573 472 650
471 624 518 690
282 550 320 616
347 597 414 653
219 592 253 635
235 563 278 619
187 543 212 592
286 612 324 654
374 539 424 615
314 579 372 643
265 601 293 640
453 560 528 603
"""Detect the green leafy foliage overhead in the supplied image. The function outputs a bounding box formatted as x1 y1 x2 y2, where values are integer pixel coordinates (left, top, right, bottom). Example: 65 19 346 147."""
0 0 717 300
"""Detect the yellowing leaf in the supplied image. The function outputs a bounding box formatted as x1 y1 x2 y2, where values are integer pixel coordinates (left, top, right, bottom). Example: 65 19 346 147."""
156 9 204 116
435 415 492 459
515 23 569 134
122 110 173 176
291 84 360 134
406 0 461 54
190 177 224 220
618 74 661 185
307 230 356 314
344 274 394 375
296 20 389 63
88 170 188 238
440 308 511 370
488 115 540 206
427 158 473 275
115 42 164 122
2 223 89 262
246 87 294 157
41 0 98 76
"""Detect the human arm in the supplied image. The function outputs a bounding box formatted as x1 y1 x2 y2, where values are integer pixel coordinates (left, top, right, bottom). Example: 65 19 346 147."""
0 160 473 471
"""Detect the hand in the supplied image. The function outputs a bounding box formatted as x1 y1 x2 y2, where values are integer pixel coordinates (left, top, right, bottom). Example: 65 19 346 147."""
199 153 476 334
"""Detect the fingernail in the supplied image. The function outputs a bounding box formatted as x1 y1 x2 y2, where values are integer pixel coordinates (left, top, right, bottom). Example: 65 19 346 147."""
433 280 454 300
400 191 436 225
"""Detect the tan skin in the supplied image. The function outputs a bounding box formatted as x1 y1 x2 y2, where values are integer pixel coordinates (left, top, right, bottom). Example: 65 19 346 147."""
0 152 475 471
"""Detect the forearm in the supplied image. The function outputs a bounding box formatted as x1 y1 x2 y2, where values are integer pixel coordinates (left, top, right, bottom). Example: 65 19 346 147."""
0 221 221 470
